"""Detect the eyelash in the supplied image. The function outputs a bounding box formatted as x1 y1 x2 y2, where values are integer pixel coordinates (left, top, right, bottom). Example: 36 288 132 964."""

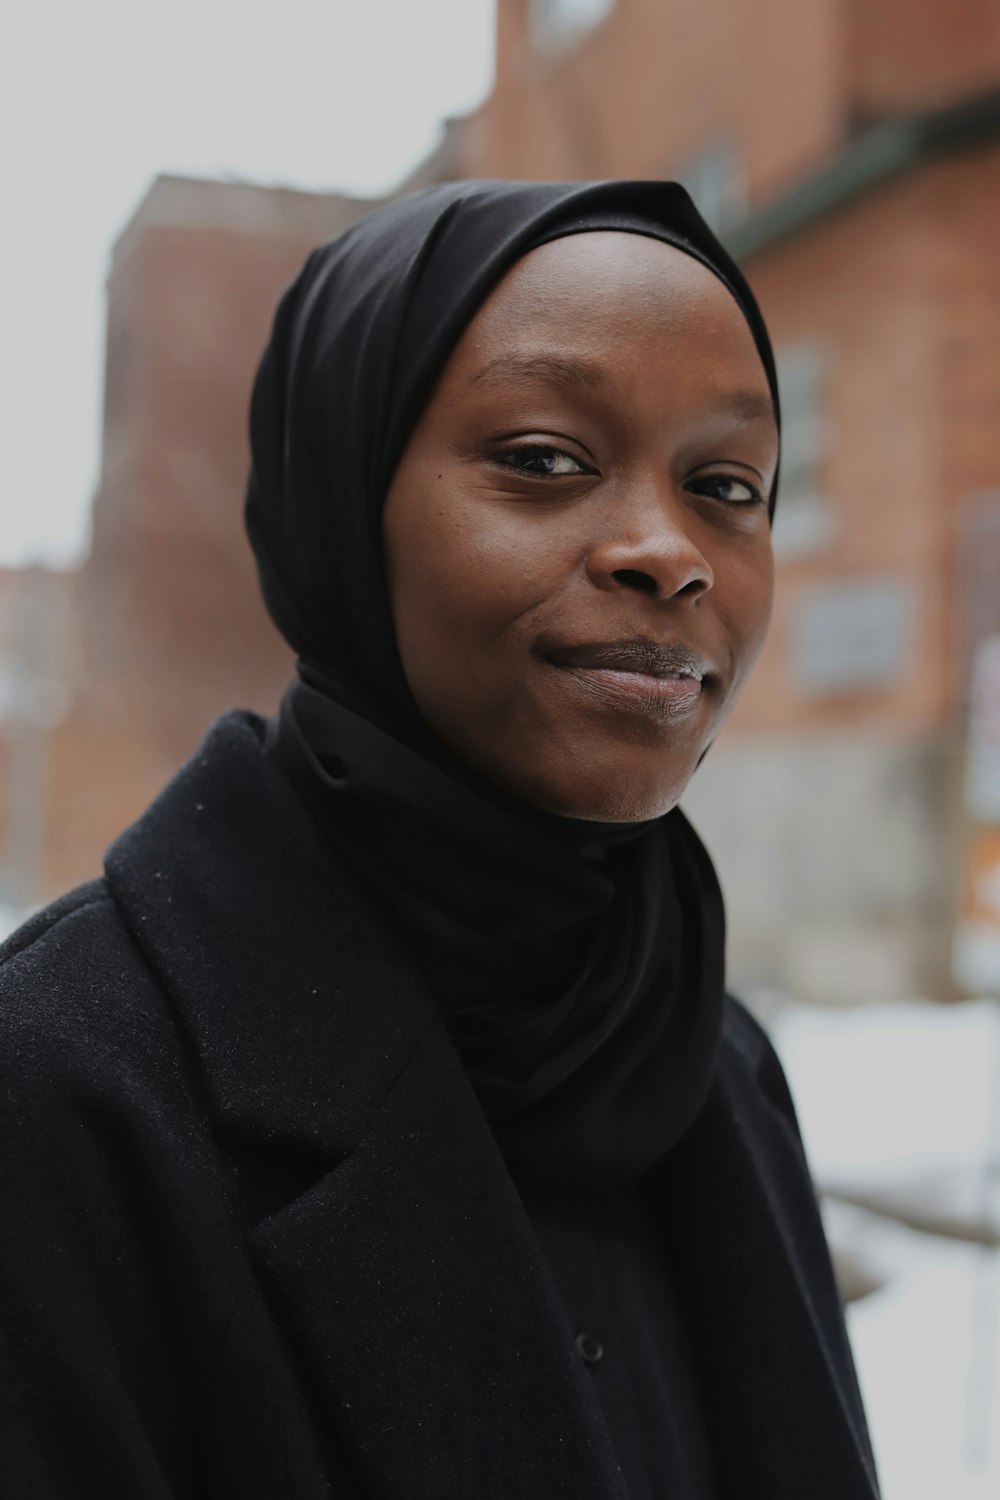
493 442 593 479
493 443 766 506
687 474 767 507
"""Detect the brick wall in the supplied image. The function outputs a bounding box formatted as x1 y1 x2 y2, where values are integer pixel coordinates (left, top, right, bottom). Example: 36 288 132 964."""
848 0 1000 117
36 179 367 898
479 0 845 200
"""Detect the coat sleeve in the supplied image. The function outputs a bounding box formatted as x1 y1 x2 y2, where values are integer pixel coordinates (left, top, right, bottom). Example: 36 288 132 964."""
0 889 201 1499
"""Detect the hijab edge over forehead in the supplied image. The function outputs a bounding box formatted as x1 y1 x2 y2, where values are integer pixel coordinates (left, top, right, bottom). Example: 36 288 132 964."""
245 178 780 737
375 182 781 516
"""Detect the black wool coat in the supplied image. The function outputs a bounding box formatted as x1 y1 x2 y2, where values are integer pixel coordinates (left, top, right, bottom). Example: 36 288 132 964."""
0 713 879 1500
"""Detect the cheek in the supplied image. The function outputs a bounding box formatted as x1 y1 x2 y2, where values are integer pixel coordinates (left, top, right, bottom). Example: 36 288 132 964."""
383 485 525 707
720 550 774 682
386 484 558 653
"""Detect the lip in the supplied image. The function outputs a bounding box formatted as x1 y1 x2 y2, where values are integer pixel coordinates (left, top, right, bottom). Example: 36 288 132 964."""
542 637 711 726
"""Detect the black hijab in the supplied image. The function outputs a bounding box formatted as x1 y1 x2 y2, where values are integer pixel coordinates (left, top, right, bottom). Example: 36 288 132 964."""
246 180 780 1191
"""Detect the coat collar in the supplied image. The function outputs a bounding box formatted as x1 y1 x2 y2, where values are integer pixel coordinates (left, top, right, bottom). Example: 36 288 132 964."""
105 712 878 1500
105 712 629 1497
105 712 438 1160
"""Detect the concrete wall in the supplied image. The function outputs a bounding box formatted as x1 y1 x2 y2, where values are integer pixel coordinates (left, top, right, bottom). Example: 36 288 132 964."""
684 730 960 1006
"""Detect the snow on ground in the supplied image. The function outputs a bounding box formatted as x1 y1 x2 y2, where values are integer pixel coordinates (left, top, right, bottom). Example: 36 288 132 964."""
771 998 1000 1499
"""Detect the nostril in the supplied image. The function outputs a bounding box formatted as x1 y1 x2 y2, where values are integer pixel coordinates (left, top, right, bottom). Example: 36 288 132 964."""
613 568 657 594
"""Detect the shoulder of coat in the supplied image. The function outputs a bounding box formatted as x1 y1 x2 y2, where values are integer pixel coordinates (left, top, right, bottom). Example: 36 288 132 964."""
719 991 801 1129
0 877 195 1129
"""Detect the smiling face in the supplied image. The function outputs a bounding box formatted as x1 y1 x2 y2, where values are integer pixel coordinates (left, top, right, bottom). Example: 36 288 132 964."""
381 231 778 822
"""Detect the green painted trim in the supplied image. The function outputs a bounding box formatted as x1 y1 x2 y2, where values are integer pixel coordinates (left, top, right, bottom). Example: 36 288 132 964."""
728 86 1000 261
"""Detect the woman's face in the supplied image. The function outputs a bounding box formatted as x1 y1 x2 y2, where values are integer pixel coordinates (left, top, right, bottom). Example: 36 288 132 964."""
382 231 778 822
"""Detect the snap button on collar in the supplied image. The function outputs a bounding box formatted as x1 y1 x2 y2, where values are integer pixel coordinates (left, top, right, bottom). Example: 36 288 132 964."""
576 1331 604 1363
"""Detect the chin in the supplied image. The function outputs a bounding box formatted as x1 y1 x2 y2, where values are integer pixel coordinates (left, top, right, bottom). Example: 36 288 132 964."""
509 761 691 825
550 790 681 824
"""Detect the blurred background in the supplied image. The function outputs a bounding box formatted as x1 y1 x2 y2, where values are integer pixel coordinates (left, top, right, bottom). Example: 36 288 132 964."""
2 0 1000 1492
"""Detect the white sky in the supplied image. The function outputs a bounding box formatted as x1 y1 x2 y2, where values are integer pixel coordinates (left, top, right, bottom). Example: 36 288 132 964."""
0 1 496 568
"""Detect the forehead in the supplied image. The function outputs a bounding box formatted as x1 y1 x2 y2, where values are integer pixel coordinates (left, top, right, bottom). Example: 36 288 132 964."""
448 231 771 396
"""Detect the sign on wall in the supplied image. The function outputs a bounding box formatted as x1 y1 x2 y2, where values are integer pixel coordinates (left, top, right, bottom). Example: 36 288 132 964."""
792 576 917 696
954 635 1000 993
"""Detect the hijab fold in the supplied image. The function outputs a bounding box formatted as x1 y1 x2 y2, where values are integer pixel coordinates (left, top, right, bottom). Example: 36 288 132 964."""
247 180 779 1190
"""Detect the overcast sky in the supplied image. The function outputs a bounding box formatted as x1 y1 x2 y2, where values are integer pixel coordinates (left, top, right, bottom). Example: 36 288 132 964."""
0 1 495 567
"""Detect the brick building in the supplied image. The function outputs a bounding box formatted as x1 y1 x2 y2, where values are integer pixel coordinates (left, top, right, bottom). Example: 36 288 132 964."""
0 567 71 916
3 0 999 1002
0 179 368 906
447 0 1000 1003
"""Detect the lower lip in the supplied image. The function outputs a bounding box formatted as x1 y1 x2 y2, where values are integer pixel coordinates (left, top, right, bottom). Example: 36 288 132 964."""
551 664 704 724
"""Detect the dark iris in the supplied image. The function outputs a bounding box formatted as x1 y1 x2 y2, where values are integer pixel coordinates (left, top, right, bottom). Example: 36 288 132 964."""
502 446 583 477
694 474 762 505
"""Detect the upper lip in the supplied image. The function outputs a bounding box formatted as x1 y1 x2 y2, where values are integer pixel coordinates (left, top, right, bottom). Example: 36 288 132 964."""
543 637 712 681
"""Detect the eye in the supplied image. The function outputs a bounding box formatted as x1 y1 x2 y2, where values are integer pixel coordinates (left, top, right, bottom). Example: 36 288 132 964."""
494 443 592 479
688 472 766 506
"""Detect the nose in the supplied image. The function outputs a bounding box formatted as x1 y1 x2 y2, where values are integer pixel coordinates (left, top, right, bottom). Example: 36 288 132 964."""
584 480 713 603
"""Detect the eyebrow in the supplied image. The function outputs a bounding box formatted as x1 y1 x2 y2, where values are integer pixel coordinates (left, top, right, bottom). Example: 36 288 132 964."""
710 389 778 429
469 352 776 428
469 353 610 392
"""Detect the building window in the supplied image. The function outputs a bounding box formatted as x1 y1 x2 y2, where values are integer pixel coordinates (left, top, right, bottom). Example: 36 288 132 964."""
772 341 835 558
792 576 916 695
530 0 616 56
674 142 747 235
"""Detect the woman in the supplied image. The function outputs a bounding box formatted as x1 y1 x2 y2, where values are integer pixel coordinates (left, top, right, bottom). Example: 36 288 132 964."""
0 181 879 1498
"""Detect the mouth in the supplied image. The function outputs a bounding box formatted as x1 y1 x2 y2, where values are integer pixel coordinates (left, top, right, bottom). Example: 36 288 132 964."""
541 637 712 725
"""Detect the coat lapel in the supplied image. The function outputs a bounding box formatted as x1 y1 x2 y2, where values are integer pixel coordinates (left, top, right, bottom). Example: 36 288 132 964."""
249 1021 629 1499
106 713 627 1500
